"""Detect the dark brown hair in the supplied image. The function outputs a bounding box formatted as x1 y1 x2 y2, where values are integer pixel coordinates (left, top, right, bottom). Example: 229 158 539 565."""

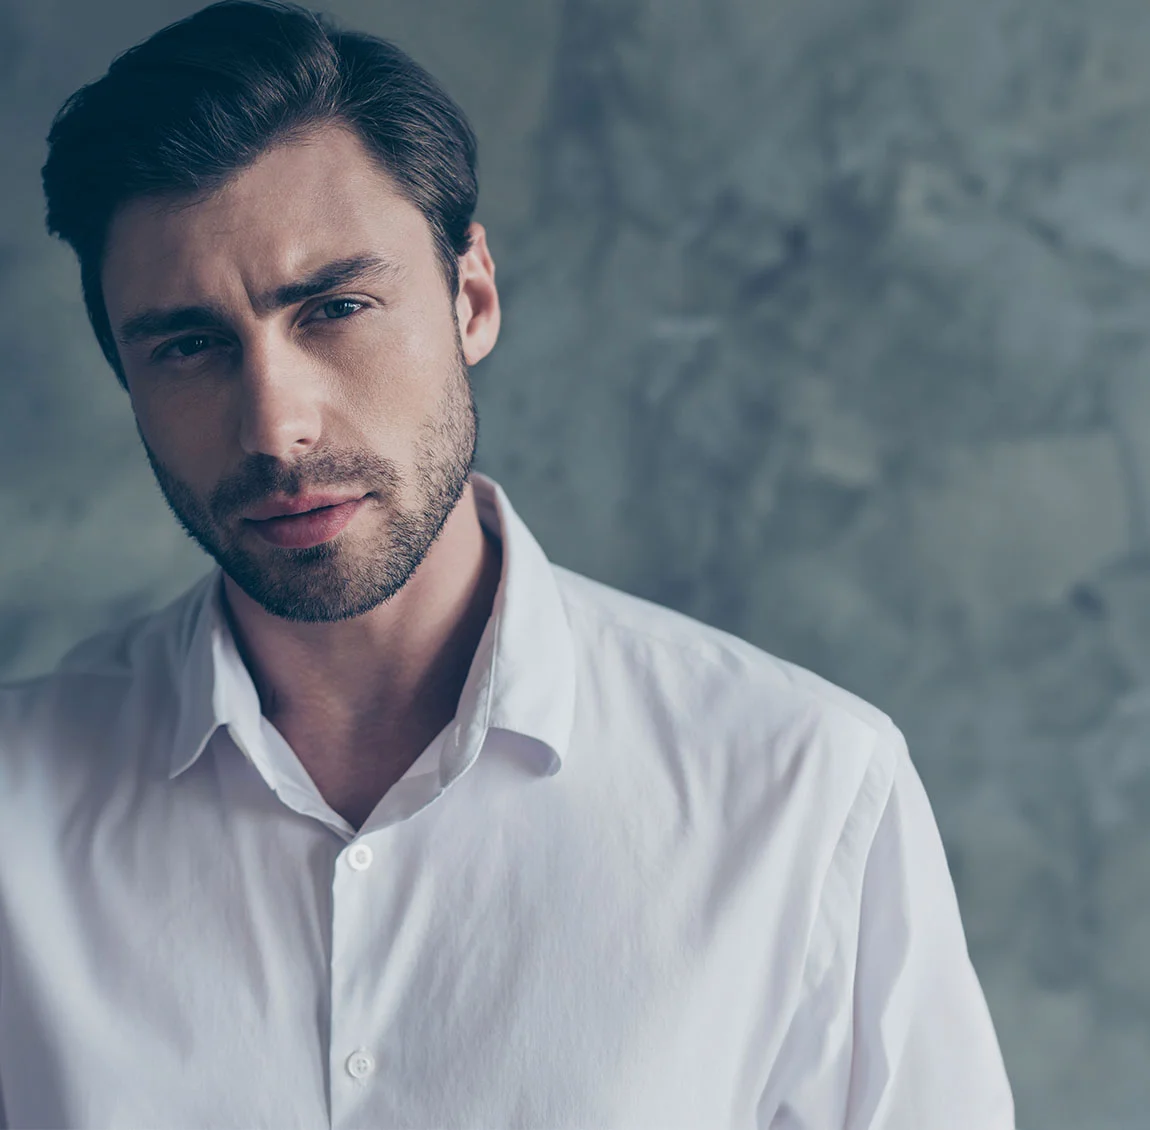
42 0 479 385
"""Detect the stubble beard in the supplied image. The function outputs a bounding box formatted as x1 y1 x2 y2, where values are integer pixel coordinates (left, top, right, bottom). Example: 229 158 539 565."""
140 356 478 623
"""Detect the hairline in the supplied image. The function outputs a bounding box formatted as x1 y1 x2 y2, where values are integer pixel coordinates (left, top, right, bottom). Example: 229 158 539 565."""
93 117 466 384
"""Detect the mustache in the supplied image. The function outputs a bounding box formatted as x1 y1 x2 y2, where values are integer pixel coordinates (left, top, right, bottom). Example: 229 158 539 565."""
208 450 402 521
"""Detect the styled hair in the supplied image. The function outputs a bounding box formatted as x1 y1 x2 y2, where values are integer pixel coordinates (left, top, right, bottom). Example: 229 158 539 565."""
41 0 478 386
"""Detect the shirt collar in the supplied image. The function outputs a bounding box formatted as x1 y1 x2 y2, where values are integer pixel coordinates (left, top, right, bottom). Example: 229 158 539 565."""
167 472 577 782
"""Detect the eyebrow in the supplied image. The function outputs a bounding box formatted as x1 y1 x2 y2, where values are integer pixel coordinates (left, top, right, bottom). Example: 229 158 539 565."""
116 254 401 347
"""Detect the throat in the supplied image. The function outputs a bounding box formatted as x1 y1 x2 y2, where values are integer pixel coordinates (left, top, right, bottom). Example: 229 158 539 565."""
277 716 446 830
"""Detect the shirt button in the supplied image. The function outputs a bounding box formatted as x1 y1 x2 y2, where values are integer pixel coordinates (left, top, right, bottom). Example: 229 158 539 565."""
348 843 374 871
346 1049 376 1079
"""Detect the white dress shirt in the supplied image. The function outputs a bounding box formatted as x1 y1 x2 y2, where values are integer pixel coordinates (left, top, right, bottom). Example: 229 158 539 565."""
0 473 1014 1130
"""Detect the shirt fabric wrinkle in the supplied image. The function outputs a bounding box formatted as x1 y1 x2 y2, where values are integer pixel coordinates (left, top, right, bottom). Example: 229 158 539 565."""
0 473 1015 1130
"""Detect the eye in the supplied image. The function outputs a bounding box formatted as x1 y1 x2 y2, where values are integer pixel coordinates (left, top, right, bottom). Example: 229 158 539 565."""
156 333 225 361
311 298 365 321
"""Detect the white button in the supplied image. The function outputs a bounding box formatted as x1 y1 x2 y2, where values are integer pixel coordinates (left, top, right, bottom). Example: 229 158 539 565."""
347 844 374 871
346 1049 375 1079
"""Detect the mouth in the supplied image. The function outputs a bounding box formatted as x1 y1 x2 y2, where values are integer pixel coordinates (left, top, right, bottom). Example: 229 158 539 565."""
242 495 368 549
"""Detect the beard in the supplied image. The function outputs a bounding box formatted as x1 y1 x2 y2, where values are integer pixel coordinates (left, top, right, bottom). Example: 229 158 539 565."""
140 352 478 623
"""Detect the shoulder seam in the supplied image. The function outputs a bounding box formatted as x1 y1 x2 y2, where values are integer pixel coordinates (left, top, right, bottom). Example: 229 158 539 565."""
556 568 770 664
555 568 893 736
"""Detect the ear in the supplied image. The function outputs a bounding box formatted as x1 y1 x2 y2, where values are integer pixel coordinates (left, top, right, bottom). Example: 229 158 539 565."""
454 222 501 365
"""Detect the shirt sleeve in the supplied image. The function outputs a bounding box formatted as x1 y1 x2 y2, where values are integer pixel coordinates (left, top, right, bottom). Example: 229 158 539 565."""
765 723 1017 1130
0 961 5 1130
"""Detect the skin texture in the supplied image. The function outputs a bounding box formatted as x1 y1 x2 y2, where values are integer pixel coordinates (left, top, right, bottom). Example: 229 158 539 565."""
101 127 504 830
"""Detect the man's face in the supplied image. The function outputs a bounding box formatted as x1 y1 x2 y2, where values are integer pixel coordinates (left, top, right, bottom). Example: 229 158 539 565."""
101 127 496 622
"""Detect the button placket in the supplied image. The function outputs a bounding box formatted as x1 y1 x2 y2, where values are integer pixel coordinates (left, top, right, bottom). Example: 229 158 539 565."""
332 837 388 1122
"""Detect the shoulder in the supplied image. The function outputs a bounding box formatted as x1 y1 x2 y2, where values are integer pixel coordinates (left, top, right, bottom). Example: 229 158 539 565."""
554 564 896 744
553 563 903 838
54 571 213 679
0 574 214 782
553 566 912 964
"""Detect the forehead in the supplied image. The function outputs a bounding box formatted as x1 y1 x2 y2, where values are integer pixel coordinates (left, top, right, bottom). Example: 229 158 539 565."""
101 127 432 315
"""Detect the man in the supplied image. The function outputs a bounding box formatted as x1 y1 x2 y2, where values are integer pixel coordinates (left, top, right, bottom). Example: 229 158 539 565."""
0 1 1015 1126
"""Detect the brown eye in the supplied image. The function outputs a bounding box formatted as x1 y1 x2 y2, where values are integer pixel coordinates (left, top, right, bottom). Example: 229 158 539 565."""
157 334 221 361
174 335 214 356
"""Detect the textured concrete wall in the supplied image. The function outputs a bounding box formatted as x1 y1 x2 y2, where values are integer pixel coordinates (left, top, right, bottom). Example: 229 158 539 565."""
3 1 1149 1126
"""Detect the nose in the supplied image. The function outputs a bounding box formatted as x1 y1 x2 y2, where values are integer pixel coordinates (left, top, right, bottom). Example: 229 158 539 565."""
235 336 324 459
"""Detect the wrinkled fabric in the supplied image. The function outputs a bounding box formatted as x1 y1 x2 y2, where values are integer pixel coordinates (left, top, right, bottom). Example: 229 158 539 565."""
0 474 1014 1129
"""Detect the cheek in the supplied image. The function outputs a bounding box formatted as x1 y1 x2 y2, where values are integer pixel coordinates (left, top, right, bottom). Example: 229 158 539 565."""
130 382 232 485
326 310 458 427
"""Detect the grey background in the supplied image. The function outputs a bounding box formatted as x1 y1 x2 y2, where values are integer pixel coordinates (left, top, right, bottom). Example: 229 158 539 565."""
2 0 1148 1126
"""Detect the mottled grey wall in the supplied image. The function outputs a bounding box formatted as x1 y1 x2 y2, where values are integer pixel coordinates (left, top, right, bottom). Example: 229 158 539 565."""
3 1 1148 1127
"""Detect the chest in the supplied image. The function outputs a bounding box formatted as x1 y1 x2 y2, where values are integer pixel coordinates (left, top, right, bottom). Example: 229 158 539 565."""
0 738 822 1130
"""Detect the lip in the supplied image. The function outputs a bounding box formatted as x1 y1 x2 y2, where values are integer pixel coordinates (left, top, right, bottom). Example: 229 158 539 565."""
243 493 365 521
243 495 367 549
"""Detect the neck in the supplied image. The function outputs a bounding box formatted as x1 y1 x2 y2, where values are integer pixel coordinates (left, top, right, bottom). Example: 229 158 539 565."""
221 480 502 752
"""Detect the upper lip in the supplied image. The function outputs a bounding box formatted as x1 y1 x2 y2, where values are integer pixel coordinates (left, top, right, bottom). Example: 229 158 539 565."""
243 493 365 521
